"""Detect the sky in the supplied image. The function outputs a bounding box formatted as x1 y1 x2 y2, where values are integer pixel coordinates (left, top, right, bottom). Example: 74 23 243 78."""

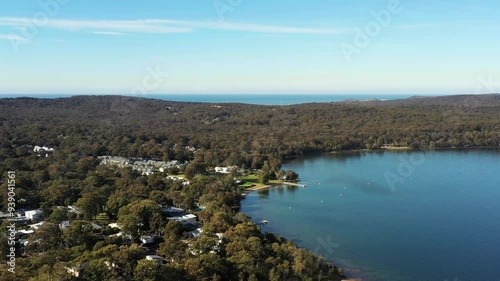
0 0 499 95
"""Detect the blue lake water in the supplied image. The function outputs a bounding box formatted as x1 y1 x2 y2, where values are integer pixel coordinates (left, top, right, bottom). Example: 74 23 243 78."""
241 150 500 281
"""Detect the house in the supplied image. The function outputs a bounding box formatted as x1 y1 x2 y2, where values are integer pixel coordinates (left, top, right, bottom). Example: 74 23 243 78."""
167 176 183 181
59 220 102 231
65 266 84 277
215 233 224 241
33 146 55 157
7 217 30 225
189 228 203 239
0 211 12 220
25 209 42 221
17 229 34 236
59 221 71 230
215 166 232 174
162 206 184 214
104 260 119 269
140 235 154 244
145 255 164 264
90 223 103 230
108 222 121 229
167 214 197 225
68 205 83 215
29 221 46 230
33 146 54 153
108 232 132 240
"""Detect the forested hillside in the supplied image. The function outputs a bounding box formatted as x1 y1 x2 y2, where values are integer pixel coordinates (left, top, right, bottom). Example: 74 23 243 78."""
1 94 499 168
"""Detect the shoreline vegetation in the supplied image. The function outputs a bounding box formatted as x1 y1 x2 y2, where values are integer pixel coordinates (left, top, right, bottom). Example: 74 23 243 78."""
328 145 500 154
1 94 499 281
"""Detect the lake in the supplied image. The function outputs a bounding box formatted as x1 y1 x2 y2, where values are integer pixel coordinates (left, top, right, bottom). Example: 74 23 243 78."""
241 149 500 281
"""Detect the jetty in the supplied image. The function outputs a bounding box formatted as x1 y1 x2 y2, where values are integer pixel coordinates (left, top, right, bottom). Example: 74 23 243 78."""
282 182 307 187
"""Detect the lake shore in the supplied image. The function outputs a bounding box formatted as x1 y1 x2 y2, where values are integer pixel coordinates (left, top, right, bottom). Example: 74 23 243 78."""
241 181 304 195
241 148 500 281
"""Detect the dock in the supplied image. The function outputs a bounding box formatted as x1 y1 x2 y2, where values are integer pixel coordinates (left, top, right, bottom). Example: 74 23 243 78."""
282 182 307 187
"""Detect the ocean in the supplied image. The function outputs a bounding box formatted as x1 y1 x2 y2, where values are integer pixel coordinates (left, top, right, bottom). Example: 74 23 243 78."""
0 94 419 105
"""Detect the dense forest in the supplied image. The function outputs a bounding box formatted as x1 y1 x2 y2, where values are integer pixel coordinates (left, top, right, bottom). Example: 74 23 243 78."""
0 94 499 281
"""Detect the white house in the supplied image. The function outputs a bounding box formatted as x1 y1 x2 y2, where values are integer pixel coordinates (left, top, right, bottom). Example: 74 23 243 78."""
108 222 121 229
215 166 231 174
189 228 203 239
167 214 197 225
29 221 46 230
17 229 34 236
68 205 83 215
145 255 164 264
33 146 55 153
25 209 42 221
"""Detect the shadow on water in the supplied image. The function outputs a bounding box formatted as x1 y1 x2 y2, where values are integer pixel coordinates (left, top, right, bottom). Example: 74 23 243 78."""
258 184 299 199
258 189 270 198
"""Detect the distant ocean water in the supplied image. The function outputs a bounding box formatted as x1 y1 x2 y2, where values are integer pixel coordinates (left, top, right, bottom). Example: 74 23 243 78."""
0 94 420 105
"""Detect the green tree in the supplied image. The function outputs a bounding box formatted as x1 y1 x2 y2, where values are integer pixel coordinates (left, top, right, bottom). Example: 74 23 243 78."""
47 207 69 223
112 244 146 277
285 170 299 181
62 221 96 249
184 253 226 281
27 223 62 254
259 172 270 184
76 191 106 220
117 199 162 238
134 259 165 281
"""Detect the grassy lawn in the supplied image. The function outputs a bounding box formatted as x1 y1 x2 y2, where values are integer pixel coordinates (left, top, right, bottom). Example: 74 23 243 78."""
95 213 110 224
238 174 282 189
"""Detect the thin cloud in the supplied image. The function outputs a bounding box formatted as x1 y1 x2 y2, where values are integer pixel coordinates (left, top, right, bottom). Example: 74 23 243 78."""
0 17 342 35
0 17 192 33
394 24 434 29
92 31 129 36
0 33 27 41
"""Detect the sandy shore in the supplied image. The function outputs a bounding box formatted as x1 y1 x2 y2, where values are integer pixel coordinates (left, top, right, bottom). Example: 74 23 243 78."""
242 181 304 197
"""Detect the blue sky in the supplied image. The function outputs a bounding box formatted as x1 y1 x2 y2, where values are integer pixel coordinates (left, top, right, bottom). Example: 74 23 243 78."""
0 0 499 95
